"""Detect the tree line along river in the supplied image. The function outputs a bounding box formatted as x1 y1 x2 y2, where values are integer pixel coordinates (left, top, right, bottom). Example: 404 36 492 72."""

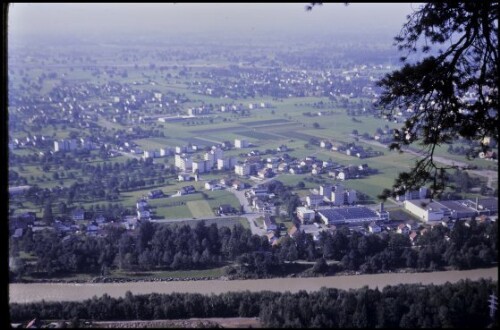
9 267 498 304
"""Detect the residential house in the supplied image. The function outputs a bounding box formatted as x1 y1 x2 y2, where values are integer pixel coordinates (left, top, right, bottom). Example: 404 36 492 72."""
219 177 232 187
266 232 279 245
136 199 148 209
87 223 100 236
218 204 234 215
409 231 418 244
277 145 288 152
205 180 219 190
251 186 269 197
263 214 278 232
232 180 246 190
396 224 410 235
306 194 324 208
277 162 289 172
148 189 164 199
258 168 274 179
320 140 332 149
72 208 85 221
137 209 151 221
253 198 267 212
178 172 194 182
337 170 350 181
178 185 196 195
289 166 303 175
95 214 107 224
296 207 315 224
288 225 300 239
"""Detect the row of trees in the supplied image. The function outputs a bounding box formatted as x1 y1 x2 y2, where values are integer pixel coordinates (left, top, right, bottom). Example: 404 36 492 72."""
229 219 497 279
10 218 497 280
9 280 497 328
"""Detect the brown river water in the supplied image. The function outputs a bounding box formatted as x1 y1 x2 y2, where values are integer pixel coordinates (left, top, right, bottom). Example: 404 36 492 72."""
9 267 498 304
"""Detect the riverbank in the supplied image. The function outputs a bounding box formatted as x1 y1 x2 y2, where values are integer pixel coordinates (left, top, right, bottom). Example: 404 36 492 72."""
9 267 498 304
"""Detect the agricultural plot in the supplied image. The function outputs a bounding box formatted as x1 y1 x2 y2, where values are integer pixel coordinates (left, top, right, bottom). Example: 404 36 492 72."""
187 200 215 218
278 131 324 142
134 137 172 150
205 190 241 209
238 130 283 140
243 119 291 126
153 203 193 219
190 126 243 135
185 137 214 147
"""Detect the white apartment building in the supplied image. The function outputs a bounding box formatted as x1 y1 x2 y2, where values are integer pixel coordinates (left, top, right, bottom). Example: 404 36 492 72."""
235 139 249 149
175 154 192 171
235 163 251 176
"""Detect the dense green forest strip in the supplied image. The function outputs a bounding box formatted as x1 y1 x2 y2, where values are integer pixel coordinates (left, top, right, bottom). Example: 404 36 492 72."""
9 279 498 328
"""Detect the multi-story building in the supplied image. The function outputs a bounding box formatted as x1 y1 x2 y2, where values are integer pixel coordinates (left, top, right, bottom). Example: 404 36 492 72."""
235 139 249 149
331 184 345 206
192 160 210 174
296 207 316 224
217 156 237 170
235 163 251 176
54 139 77 152
174 154 192 171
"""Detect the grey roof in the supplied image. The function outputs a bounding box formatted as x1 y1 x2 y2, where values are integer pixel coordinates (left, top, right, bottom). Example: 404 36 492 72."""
319 207 378 221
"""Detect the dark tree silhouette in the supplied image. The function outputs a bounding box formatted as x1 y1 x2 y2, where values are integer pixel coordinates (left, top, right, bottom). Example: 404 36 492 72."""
376 2 498 198
307 2 498 198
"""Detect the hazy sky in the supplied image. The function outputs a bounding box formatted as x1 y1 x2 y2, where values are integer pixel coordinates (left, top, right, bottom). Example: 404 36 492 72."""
8 3 420 42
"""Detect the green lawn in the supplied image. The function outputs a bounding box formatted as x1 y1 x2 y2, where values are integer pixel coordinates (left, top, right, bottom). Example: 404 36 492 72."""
187 200 214 218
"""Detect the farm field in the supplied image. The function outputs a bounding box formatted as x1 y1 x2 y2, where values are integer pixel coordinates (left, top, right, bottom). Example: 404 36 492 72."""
8 43 496 230
187 200 214 218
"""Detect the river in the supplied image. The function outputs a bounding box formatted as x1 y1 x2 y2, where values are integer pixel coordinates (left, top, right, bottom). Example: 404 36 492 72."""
9 267 497 304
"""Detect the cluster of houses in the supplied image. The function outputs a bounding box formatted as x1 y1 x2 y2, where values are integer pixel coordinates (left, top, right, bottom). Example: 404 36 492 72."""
244 185 276 213
304 183 358 208
10 135 52 150
9 208 113 239
136 198 151 221
188 61 390 102
248 155 375 179
330 142 381 159
205 177 247 191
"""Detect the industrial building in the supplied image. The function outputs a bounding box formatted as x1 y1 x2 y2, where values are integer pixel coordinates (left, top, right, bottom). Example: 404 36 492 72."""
403 198 498 222
317 205 388 225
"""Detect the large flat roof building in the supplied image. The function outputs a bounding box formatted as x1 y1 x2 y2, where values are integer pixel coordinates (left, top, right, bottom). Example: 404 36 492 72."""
403 198 498 222
318 206 385 225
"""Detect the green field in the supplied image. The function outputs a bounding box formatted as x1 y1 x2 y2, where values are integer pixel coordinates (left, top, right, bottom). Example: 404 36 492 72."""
9 48 496 224
187 200 214 218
